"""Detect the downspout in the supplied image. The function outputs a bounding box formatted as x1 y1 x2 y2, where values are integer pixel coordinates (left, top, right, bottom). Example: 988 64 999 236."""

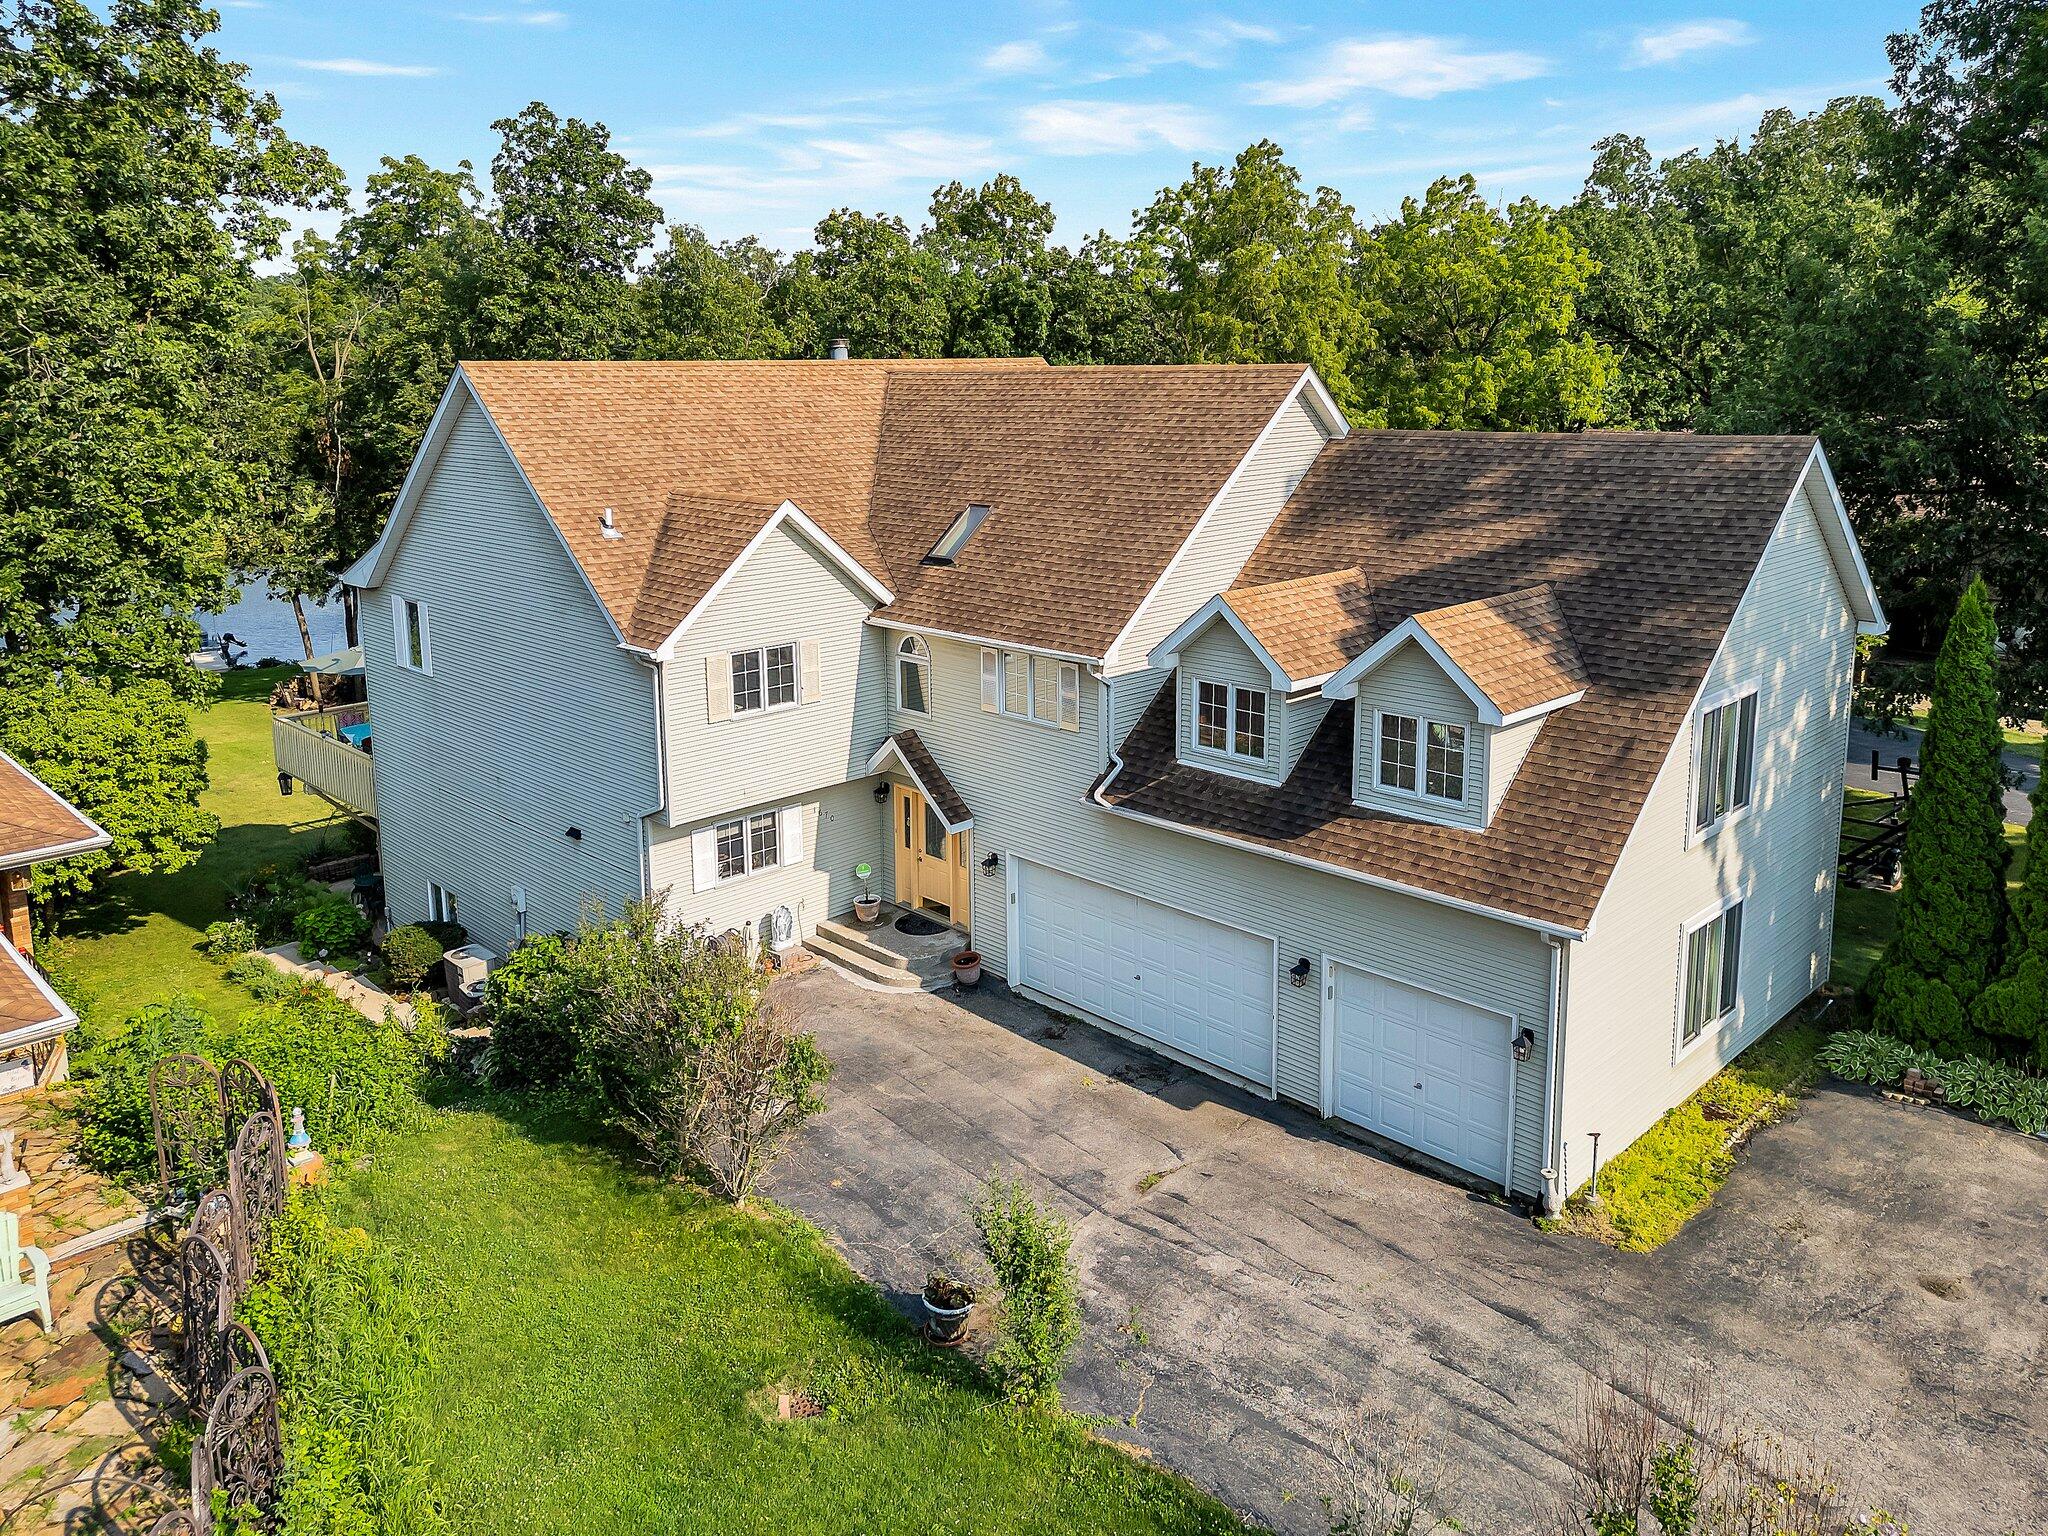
1540 933 1572 1216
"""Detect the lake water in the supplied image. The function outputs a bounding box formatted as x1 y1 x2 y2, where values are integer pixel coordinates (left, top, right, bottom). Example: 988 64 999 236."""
194 578 349 664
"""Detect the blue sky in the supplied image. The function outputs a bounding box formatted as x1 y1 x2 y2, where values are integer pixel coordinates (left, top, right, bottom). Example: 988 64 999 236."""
222 1 1921 253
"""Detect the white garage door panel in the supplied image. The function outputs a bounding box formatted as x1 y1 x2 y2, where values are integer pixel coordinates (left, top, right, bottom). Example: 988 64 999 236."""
1016 862 1273 1087
1331 964 1511 1183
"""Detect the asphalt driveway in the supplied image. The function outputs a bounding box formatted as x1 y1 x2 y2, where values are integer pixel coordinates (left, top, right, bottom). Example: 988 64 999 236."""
766 966 2048 1536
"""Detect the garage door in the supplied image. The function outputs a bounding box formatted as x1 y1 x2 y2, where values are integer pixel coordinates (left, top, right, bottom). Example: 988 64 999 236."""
1329 963 1512 1184
1015 862 1274 1088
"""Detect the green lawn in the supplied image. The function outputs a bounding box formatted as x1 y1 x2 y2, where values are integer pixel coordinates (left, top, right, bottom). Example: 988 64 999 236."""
1905 708 2045 754
53 666 352 1024
328 1097 1250 1536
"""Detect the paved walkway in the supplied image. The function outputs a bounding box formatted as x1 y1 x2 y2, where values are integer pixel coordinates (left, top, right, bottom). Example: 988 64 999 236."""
263 942 416 1024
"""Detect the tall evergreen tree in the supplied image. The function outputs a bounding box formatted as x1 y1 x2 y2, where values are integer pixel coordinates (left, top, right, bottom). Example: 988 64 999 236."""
1973 743 2048 1068
1868 577 2012 1055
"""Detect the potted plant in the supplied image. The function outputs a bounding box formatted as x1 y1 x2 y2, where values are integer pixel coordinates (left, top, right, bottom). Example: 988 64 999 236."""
951 942 982 988
922 1271 976 1346
852 863 881 925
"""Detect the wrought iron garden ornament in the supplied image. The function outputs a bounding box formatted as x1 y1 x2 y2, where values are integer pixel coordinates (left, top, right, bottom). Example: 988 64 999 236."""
149 1054 223 1205
178 1230 234 1416
195 1364 283 1534
218 1058 282 1149
227 1111 287 1292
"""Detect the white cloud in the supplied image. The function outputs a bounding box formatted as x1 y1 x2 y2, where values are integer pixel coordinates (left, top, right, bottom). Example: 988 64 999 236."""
457 8 568 24
1121 18 1282 72
1250 35 1548 106
1016 100 1214 155
289 57 441 77
1629 19 1754 67
982 39 1050 74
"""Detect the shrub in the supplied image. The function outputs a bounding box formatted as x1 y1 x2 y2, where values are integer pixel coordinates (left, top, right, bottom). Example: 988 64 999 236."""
380 925 446 997
71 1000 216 1180
1974 740 2048 1069
483 934 590 1089
574 904 828 1199
1867 578 2010 1056
973 1175 1082 1409
228 863 327 943
200 918 259 960
295 896 370 960
1822 1028 2048 1135
238 1194 446 1536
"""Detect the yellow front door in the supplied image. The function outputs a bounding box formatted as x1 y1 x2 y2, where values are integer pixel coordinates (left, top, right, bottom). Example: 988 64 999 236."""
893 785 970 926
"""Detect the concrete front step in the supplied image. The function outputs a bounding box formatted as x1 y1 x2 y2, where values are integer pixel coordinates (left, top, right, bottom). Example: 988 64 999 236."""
805 930 923 991
813 916 905 969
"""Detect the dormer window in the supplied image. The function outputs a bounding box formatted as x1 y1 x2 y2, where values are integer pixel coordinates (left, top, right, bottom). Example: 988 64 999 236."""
923 503 990 565
1197 681 1266 762
1375 712 1465 805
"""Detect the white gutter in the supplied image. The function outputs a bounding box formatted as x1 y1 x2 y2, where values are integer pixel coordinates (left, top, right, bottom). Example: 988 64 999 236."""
1539 933 1572 1215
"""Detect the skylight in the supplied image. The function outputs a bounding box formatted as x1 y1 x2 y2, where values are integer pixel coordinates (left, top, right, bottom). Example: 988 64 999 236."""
923 502 990 566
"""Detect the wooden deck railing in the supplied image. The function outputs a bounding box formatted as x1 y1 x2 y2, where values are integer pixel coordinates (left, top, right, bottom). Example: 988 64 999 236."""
271 708 375 819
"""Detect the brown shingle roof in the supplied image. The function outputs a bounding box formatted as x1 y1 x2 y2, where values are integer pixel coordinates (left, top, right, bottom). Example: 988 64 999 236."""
1100 430 1822 932
871 730 972 831
1220 567 1376 684
0 937 70 1040
1408 585 1586 717
0 753 105 868
457 359 1308 654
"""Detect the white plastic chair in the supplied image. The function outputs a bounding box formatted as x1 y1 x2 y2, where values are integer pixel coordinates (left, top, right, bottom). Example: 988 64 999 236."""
0 1211 51 1332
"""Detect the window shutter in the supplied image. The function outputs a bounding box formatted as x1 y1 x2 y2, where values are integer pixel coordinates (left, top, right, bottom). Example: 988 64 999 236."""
980 648 998 712
690 826 717 893
778 804 804 867
799 639 822 704
1057 663 1080 731
705 655 733 722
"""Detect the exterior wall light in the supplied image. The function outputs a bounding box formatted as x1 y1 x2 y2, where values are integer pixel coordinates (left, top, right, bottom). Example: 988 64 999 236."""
1288 957 1313 987
980 852 1000 874
564 826 583 842
277 771 294 796
1512 1027 1536 1062
872 782 890 803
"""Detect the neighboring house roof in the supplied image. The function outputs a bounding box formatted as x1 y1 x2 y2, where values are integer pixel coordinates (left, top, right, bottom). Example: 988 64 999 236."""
866 730 972 833
1152 567 1377 689
1327 584 1586 725
0 936 74 1047
0 751 110 869
1099 431 1884 935
345 359 1326 658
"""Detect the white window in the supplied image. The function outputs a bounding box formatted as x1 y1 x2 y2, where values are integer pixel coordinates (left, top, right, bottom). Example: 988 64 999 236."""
1425 722 1467 802
692 804 804 892
1378 713 1418 791
897 636 931 716
1681 900 1744 1049
1693 689 1758 835
394 595 431 673
730 642 798 715
1375 712 1464 804
429 883 458 926
1191 681 1266 762
983 649 1080 731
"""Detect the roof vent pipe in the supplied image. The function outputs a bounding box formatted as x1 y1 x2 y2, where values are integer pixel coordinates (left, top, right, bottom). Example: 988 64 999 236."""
600 507 623 541
829 337 850 361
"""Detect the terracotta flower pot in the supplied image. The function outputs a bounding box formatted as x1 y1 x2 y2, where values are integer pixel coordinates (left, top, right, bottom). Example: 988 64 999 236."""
951 949 982 987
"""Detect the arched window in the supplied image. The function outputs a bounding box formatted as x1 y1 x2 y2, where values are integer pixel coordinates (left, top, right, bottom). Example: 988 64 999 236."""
896 635 931 716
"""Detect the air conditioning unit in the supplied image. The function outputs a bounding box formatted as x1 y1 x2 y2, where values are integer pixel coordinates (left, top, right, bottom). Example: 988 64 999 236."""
443 944 496 1015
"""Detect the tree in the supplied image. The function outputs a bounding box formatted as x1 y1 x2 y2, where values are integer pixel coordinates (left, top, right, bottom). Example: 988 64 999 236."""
973 1176 1082 1409
635 225 787 360
772 208 950 358
0 0 337 894
473 102 660 359
1868 578 2011 1055
1134 141 1369 414
1353 175 1614 430
1973 743 2048 1069
920 175 1058 358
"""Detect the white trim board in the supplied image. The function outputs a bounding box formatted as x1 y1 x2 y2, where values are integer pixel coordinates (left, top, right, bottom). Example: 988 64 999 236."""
864 738 973 833
0 750 112 868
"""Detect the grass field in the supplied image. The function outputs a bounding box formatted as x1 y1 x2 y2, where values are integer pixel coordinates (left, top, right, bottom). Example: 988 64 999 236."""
51 666 353 1024
328 1097 1250 1536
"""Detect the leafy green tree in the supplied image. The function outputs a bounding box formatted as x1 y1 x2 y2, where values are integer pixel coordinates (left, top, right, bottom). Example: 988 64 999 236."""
1044 232 1175 365
0 680 216 900
1868 578 2011 1055
0 0 337 893
1354 175 1614 430
474 102 660 359
634 224 787 360
1974 743 2048 1068
920 175 1058 357
773 208 949 358
1134 140 1369 414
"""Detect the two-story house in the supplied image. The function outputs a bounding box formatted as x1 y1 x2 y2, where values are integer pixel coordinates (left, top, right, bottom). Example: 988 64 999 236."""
340 358 1883 1213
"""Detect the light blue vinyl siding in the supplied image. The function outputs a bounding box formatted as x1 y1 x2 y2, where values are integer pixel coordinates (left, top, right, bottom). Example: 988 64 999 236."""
881 630 1555 1195
645 779 882 942
657 522 889 829
1349 642 1489 829
360 393 660 956
1177 625 1284 784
